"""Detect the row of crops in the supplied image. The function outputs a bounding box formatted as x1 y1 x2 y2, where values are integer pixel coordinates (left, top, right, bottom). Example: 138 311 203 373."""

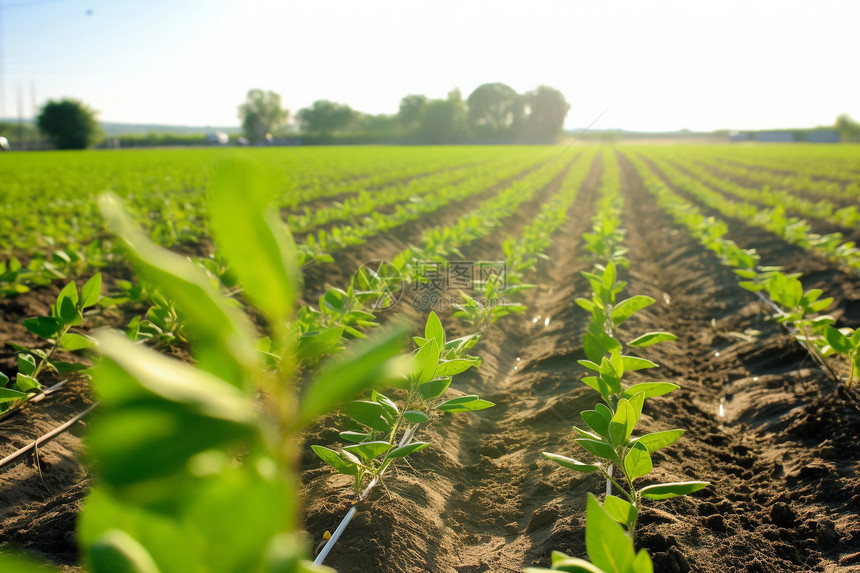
1 143 859 572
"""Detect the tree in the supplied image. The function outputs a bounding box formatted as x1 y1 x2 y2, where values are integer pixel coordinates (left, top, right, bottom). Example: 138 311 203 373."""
238 89 288 143
297 100 355 138
836 114 859 142
36 99 101 149
523 85 571 142
398 94 427 130
466 83 525 139
416 90 467 144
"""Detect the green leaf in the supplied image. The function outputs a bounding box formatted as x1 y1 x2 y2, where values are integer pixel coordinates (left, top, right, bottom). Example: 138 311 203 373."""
311 445 358 475
87 331 256 486
412 338 440 384
435 359 474 377
56 281 80 322
17 353 37 376
403 410 430 424
581 410 610 438
627 331 677 347
541 452 600 473
209 159 301 324
436 394 495 412
22 316 62 339
612 295 655 326
15 373 41 392
575 438 618 463
52 361 91 373
640 481 710 500
620 382 679 400
824 326 853 354
633 429 685 452
424 311 445 351
338 431 371 443
296 326 408 428
436 395 494 412
631 550 653 573
385 441 429 460
343 440 391 461
343 401 392 432
623 442 653 481
418 377 451 400
0 386 28 404
602 261 617 290
100 193 260 390
61 332 98 351
89 529 161 573
602 494 638 530
585 493 636 573
608 399 636 445
621 356 658 371
81 273 103 309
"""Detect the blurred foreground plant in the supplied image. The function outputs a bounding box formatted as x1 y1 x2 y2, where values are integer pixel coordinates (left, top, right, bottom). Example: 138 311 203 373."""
0 159 408 572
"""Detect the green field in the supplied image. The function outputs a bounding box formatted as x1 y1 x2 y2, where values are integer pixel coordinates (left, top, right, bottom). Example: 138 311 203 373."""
1 144 859 572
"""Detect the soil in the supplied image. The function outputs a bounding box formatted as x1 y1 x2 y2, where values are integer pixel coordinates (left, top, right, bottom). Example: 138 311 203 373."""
2 149 860 572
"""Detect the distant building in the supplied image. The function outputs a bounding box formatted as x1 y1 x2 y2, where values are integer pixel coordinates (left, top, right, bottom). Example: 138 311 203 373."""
754 131 794 143
806 129 840 143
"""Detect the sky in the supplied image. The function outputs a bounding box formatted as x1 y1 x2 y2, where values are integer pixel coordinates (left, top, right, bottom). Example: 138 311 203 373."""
1 0 858 132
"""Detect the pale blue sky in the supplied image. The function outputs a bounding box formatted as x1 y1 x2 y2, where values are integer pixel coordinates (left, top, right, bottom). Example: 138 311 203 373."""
2 0 858 131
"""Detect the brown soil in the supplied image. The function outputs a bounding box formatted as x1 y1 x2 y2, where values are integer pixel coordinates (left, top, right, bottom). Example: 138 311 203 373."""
2 150 860 573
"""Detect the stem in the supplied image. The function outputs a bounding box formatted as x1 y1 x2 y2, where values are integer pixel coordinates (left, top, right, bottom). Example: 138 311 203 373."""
32 324 71 379
800 322 840 383
600 467 632 503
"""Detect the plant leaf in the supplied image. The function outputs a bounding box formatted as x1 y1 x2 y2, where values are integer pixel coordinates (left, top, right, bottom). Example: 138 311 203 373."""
627 332 677 347
436 395 494 412
623 442 653 481
611 295 655 326
640 481 710 500
541 452 600 473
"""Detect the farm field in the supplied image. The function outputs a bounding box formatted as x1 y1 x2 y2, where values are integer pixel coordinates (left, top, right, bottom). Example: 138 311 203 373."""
1 143 859 572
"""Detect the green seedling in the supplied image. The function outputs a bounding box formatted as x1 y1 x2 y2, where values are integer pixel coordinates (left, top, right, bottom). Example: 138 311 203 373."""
453 275 530 332
125 290 185 348
3 274 101 414
821 326 860 389
575 261 677 362
313 311 490 500
525 494 653 573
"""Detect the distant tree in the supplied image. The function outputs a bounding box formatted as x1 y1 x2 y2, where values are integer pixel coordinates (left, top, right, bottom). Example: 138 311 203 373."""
297 100 355 138
836 114 860 142
522 85 570 142
398 94 428 130
36 99 101 149
238 89 288 143
355 113 400 137
417 90 467 144
466 83 525 139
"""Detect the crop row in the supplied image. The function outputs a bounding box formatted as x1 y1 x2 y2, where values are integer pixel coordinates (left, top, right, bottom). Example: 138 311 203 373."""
630 148 860 272
640 148 860 229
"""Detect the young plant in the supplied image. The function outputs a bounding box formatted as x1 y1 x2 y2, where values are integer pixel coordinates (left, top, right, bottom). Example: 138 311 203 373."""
821 326 860 388
741 271 839 380
525 494 653 573
2 274 101 416
312 311 490 500
544 262 706 538
453 274 530 332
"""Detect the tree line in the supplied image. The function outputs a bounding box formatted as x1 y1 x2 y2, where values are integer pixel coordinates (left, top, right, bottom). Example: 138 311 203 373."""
239 83 572 144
